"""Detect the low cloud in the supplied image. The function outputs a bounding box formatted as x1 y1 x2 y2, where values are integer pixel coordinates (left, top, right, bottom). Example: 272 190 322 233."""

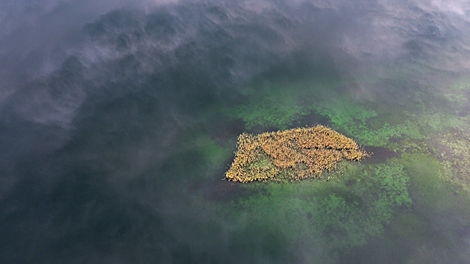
1 0 470 263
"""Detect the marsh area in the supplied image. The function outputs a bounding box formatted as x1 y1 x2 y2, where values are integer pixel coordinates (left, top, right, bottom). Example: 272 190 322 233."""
171 69 470 263
1 1 470 263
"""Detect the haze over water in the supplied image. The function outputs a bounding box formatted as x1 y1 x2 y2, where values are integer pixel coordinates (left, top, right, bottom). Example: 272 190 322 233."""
2 1 470 263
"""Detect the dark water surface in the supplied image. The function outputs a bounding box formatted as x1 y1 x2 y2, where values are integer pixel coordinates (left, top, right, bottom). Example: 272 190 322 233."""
1 1 470 263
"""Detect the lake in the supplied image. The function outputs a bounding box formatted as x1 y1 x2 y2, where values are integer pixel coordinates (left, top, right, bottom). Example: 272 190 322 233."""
1 1 470 263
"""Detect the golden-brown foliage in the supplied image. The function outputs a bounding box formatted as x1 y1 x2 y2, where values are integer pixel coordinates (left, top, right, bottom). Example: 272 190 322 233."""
226 125 369 183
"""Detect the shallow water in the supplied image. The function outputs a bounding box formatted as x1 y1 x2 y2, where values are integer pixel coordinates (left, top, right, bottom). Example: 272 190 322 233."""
1 1 470 263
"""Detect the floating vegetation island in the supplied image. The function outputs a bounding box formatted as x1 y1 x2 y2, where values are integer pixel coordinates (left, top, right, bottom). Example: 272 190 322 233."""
226 125 369 183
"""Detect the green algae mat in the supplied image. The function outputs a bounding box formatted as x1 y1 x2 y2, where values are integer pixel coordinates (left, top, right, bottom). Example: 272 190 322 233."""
167 72 470 263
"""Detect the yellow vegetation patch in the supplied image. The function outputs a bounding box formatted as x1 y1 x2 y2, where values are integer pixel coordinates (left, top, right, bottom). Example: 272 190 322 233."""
226 125 369 183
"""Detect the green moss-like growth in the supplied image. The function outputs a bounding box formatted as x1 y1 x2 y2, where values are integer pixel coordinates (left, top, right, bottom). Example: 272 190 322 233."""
226 100 309 130
430 130 470 193
223 83 311 129
214 71 470 259
309 98 429 147
227 158 411 249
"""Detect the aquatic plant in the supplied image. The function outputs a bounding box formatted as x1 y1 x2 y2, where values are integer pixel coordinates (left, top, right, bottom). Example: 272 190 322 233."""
430 129 470 193
226 125 369 182
223 88 309 129
219 157 412 250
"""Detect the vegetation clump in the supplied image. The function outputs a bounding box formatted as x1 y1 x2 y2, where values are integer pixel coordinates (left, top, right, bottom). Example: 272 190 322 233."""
226 125 369 183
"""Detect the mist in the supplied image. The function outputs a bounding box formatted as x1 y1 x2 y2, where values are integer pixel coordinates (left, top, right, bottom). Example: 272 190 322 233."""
1 0 470 263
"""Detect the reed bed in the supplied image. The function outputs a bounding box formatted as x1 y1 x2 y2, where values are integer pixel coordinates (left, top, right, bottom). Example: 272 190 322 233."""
226 125 369 183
